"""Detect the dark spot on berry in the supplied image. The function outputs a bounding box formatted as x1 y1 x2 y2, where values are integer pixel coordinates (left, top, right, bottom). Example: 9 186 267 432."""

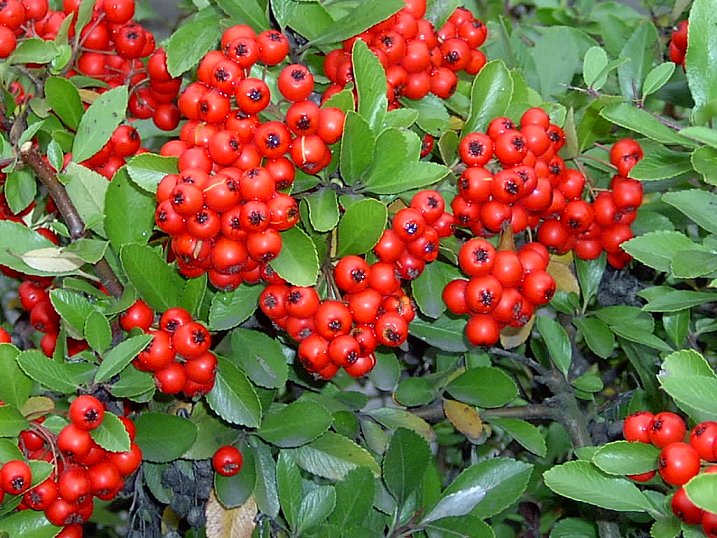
248 88 263 102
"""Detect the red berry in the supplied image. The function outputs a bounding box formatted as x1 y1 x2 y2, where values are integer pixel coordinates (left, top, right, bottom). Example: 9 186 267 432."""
212 445 243 477
69 395 105 430
649 412 686 448
658 442 701 486
623 411 654 443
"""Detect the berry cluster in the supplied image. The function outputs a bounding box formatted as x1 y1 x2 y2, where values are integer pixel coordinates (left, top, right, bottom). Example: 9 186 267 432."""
623 411 717 536
0 0 181 131
12 395 141 537
453 107 643 269
668 20 688 67
259 191 452 379
120 301 217 398
443 239 555 346
322 2 487 105
155 24 346 290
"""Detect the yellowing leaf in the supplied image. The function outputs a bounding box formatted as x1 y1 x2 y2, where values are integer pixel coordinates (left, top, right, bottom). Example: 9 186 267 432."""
500 316 535 350
443 399 484 441
206 492 257 538
547 259 580 295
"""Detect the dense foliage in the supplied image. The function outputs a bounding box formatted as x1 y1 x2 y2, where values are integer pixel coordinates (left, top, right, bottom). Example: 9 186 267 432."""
0 0 717 536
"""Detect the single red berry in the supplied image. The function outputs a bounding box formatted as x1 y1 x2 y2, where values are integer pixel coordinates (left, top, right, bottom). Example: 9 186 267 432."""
649 411 686 448
623 411 654 443
658 442 701 486
212 445 243 477
69 395 105 431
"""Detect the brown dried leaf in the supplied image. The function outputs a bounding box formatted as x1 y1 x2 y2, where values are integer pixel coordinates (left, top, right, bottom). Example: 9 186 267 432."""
205 492 257 538
547 259 580 295
443 399 484 441
500 315 535 349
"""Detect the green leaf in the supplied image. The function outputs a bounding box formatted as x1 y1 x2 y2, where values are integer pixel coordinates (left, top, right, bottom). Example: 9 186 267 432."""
383 428 431 505
90 411 130 453
685 473 717 513
336 198 387 257
412 261 462 319
441 458 532 519
691 146 717 186
206 357 262 428
327 467 376 528
0 345 31 409
181 274 207 317
671 249 717 279
0 510 60 538
366 407 436 443
306 189 339 232
252 439 281 518
583 46 609 89
84 311 112 353
662 190 717 234
643 62 676 97
367 351 401 393
5 170 36 215
184 402 238 461
270 227 320 287
271 0 333 42
403 94 450 136
49 288 95 336
110 367 155 400
550 518 597 538
16 350 91 394
426 516 494 538
95 334 153 383
289 432 380 480
64 162 108 235
353 39 388 133
543 460 653 512
621 231 698 273
573 317 615 359
629 147 694 181
258 401 333 448
686 0 717 122
277 451 303 530
395 377 436 407
658 350 717 418
120 244 184 311
617 21 659 100
228 329 288 389
215 0 269 33
681 126 717 148
208 283 262 331
643 290 716 313
489 418 547 457
0 221 55 276
462 60 513 136
134 412 198 463
105 168 156 250
72 86 128 163
8 38 59 65
0 405 28 437
125 153 178 194
599 103 692 146
45 76 83 129
447 367 518 408
166 8 221 77
592 441 660 476
422 488 488 525
410 314 468 352
340 112 375 186
575 255 605 305
535 316 572 378
295 485 336 534
310 0 403 46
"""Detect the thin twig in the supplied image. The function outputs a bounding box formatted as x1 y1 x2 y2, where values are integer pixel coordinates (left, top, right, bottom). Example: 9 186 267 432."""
20 148 124 298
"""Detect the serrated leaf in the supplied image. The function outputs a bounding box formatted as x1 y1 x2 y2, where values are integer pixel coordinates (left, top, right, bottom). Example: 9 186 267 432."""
125 153 178 193
288 432 380 480
573 317 615 359
5 170 36 215
412 261 462 319
621 231 697 273
208 284 262 331
95 334 153 383
90 412 130 453
105 168 156 250
353 39 387 133
543 460 653 512
685 473 717 513
134 412 198 463
64 162 108 235
447 367 518 408
72 86 128 163
592 441 660 475
489 418 547 457
206 358 262 428
258 401 332 447
0 345 31 409
270 227 320 286
686 0 717 123
16 350 93 394
422 486 487 524
276 451 302 529
166 9 221 77
462 61 513 136
600 103 692 146
45 76 83 129
8 38 59 65
311 0 402 45
228 329 288 389
215 0 269 33
629 148 694 180
306 189 339 232
120 244 184 311
295 485 336 534
536 316 572 378
617 21 659 100
383 428 431 505
410 314 468 352
0 405 28 437
340 112 375 186
662 190 717 234
84 310 111 353
336 198 387 257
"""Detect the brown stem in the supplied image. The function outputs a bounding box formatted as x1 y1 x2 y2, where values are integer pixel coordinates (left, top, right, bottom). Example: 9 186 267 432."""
20 148 124 298
482 404 556 421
